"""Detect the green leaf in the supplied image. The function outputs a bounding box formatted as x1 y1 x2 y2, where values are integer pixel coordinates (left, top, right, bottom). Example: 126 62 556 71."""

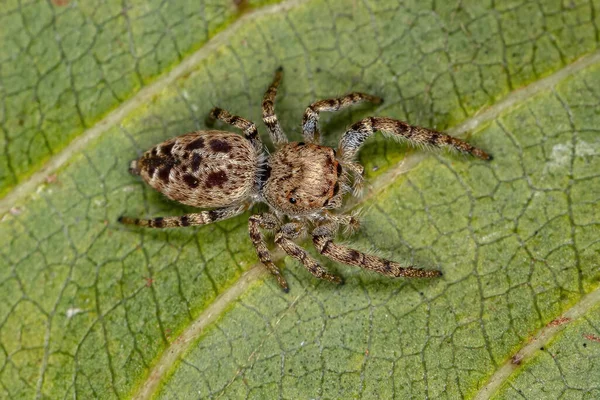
1 0 599 399
0 0 279 196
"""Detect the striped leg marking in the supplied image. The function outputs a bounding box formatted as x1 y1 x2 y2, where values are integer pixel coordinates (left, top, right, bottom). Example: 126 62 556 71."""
302 92 382 143
338 117 492 161
312 224 442 278
206 107 261 147
262 67 287 146
274 223 342 284
248 213 289 292
118 205 245 228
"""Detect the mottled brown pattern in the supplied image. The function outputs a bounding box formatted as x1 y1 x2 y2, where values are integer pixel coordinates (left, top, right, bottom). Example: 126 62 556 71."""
134 131 258 208
209 139 231 153
205 171 228 188
264 142 339 215
120 68 490 291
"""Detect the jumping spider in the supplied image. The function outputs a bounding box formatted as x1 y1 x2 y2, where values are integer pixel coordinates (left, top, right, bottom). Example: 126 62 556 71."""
120 68 491 292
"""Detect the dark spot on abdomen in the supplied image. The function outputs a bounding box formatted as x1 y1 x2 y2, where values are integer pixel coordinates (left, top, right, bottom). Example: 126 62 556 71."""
185 137 205 151
191 153 202 172
205 171 228 188
160 142 175 155
158 165 172 183
183 174 199 188
210 139 231 153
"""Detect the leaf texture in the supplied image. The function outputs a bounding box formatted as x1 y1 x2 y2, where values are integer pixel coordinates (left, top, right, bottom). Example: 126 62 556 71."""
1 0 599 399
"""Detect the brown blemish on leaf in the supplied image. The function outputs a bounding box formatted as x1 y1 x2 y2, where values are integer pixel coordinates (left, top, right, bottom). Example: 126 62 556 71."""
45 174 58 184
547 316 571 327
511 353 523 365
9 207 22 216
584 334 600 343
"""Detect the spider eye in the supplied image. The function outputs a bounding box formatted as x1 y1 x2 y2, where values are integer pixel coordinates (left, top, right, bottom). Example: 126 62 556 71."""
289 197 297 204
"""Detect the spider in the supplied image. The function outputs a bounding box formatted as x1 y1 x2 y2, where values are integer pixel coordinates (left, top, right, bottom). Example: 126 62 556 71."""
119 68 491 292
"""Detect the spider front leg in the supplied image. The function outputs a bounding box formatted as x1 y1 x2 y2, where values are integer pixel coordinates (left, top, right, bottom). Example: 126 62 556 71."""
248 213 289 292
274 222 343 284
338 117 492 161
262 67 287 147
119 205 246 228
311 223 442 278
205 107 261 148
302 92 382 143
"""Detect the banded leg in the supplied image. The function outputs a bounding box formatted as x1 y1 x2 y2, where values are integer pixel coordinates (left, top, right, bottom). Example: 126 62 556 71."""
248 213 289 292
262 67 287 146
118 205 246 228
339 117 491 161
206 107 261 148
343 161 365 196
274 223 342 284
302 92 382 143
312 224 441 278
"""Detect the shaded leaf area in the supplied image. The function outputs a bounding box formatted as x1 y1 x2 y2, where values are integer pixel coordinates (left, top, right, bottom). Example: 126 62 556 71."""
0 0 599 398
158 65 600 399
494 304 600 399
0 0 280 195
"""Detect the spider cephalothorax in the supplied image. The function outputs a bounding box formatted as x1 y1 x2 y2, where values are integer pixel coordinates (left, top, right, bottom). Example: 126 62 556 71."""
120 68 491 292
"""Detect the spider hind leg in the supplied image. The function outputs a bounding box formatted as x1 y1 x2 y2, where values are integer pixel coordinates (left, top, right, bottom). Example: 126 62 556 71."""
311 223 442 279
338 117 491 161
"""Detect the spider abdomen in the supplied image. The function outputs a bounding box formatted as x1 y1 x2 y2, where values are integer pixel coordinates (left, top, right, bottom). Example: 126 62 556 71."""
130 131 259 208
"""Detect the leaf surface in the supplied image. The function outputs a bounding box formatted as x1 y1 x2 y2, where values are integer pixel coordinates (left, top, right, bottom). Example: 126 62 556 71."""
1 0 599 399
0 0 279 196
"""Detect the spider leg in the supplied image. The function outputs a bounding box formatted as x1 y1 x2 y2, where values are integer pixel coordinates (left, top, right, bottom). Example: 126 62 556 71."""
248 213 289 292
311 223 441 278
262 67 287 147
338 117 491 161
343 161 365 196
302 92 382 144
205 107 261 149
274 222 342 284
118 205 246 228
